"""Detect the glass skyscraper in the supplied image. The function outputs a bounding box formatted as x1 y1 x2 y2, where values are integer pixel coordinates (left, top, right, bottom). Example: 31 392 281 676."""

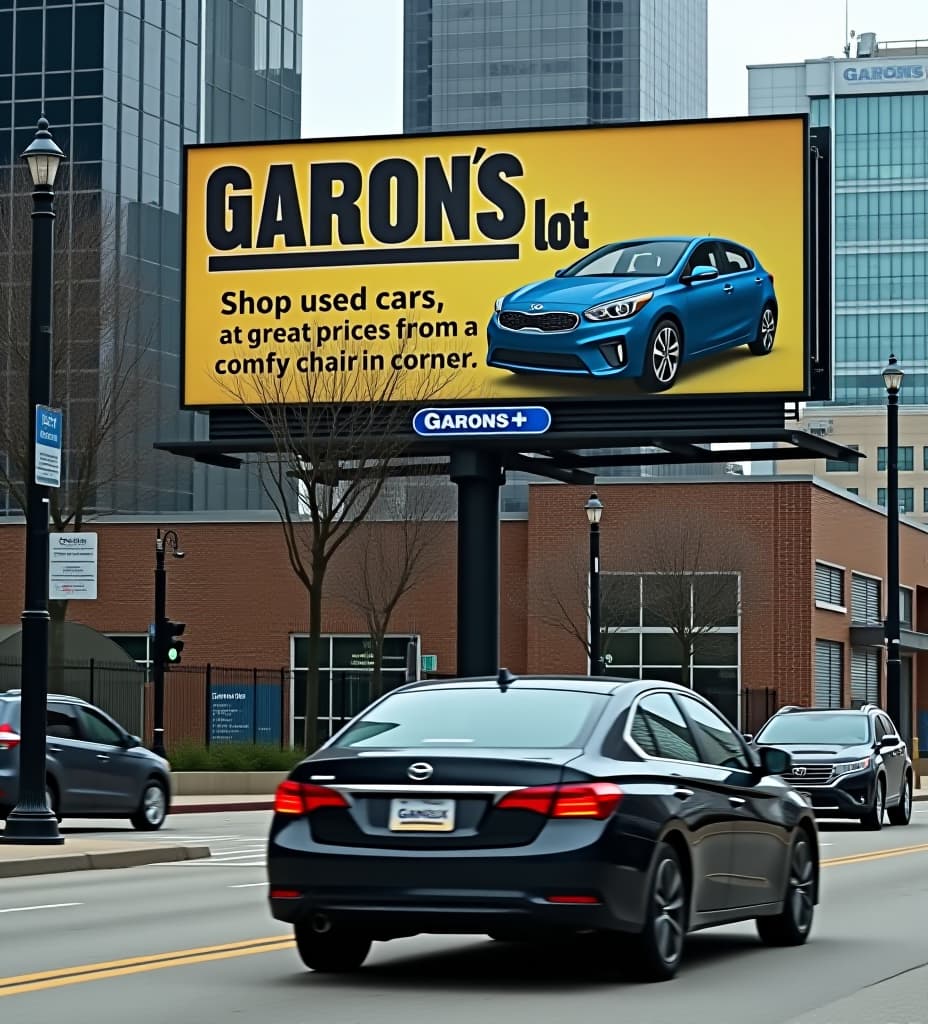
403 0 707 133
0 1 301 516
750 45 928 406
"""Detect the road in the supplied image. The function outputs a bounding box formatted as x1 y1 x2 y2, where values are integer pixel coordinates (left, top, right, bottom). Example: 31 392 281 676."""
1 806 927 1024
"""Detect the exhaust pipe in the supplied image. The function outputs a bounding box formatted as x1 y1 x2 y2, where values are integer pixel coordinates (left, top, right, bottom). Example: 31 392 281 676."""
311 913 332 934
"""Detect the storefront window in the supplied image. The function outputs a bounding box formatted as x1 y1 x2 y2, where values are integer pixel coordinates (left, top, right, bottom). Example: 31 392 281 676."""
290 634 419 745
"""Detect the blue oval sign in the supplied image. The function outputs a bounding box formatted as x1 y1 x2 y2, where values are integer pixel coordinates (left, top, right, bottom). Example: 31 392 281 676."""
412 406 552 437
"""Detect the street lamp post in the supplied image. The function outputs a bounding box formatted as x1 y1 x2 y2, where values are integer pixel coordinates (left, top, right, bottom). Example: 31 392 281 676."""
152 529 184 758
585 492 604 676
882 354 905 729
3 119 66 845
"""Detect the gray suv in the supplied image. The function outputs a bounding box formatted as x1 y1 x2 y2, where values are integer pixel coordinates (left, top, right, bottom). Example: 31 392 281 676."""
0 691 172 830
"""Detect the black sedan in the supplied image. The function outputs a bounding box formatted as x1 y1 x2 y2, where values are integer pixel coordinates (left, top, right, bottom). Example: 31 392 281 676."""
267 673 818 981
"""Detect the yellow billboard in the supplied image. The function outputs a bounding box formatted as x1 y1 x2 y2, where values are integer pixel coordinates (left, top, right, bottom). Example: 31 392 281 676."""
182 116 808 408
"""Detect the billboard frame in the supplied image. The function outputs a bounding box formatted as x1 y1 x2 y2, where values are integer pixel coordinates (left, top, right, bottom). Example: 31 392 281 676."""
179 112 816 416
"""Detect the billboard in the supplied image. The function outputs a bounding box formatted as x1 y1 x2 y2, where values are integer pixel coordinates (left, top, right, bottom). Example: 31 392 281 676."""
182 116 808 408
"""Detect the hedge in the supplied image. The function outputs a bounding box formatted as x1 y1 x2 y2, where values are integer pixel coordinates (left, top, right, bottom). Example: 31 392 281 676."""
167 742 306 772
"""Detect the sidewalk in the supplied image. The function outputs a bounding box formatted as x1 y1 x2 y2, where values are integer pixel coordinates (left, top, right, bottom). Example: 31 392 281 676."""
0 835 210 879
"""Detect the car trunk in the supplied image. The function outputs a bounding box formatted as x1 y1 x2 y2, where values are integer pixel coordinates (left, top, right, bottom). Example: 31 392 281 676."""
289 748 590 850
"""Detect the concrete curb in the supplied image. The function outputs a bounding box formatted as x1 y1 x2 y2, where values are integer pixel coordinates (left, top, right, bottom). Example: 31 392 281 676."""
172 801 273 814
0 844 211 879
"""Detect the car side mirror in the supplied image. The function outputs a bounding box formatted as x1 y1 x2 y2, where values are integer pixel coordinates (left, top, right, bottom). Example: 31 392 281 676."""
757 746 791 776
682 265 719 283
123 734 141 749
879 734 899 749
743 733 754 744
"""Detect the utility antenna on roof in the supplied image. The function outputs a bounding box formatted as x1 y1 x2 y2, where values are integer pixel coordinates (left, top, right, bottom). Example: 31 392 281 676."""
497 667 517 692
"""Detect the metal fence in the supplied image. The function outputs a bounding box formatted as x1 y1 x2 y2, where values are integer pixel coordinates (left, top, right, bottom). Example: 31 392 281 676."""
0 658 147 736
742 687 778 735
154 664 291 748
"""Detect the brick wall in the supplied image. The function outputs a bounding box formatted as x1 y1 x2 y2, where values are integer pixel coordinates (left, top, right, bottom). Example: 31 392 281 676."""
1 479 926 732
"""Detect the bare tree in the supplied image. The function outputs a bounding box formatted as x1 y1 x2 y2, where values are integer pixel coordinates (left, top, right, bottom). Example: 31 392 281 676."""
532 542 628 668
532 507 744 685
0 167 155 669
217 338 461 748
333 469 453 700
619 509 745 687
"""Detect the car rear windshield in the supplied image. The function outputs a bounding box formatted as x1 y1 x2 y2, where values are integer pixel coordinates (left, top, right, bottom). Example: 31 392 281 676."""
0 698 19 731
334 687 608 749
755 712 871 745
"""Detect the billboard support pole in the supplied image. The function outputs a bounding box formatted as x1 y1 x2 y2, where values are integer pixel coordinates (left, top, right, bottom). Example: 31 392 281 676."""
451 449 503 677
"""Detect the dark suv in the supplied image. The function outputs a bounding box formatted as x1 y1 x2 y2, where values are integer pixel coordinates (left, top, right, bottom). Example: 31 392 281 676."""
749 705 913 830
0 691 172 830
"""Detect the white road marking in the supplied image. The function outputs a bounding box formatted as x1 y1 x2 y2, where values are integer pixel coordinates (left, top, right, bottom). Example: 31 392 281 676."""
228 883 266 889
0 902 83 914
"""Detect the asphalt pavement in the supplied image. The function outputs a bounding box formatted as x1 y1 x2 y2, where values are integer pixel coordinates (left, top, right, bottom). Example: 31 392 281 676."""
1 806 927 1024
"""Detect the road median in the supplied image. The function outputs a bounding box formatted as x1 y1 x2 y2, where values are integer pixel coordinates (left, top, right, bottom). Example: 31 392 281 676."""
0 837 211 879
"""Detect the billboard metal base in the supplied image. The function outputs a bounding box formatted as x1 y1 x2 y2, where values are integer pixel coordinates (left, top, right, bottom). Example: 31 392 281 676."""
450 449 504 677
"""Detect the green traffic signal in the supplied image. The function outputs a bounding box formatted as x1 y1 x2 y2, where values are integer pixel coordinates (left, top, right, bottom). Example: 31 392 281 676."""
163 620 186 666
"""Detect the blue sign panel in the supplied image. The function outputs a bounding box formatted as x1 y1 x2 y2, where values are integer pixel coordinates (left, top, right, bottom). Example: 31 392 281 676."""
412 406 552 438
208 682 282 745
35 405 63 488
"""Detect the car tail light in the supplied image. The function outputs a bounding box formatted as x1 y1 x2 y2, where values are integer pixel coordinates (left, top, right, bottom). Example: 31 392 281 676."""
545 895 602 905
497 782 622 820
274 780 349 816
270 888 302 900
0 725 20 751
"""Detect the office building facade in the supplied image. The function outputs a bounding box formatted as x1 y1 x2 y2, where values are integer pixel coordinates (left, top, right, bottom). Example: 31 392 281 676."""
403 0 708 133
749 38 928 509
0 1 301 517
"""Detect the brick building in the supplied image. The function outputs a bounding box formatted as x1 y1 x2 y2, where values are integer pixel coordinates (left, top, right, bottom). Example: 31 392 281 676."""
0 476 925 772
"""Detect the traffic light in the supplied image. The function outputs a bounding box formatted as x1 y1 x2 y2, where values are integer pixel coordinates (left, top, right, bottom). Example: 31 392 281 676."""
164 619 186 666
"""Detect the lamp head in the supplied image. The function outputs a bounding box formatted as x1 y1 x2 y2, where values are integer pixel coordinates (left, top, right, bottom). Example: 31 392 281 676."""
882 354 905 395
21 117 65 189
585 491 604 525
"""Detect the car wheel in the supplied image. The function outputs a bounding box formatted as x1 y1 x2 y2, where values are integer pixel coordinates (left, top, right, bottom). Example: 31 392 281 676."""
888 774 913 827
131 779 168 831
639 320 683 392
629 842 688 981
748 304 777 355
294 921 371 973
756 832 815 946
860 777 885 831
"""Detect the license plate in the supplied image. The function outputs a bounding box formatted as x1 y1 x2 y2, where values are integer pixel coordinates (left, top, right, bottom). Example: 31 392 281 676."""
389 798 455 832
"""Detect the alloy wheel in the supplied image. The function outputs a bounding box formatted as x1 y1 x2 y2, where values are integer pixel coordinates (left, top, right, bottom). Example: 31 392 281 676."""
652 326 680 384
875 785 884 823
760 308 776 350
904 781 912 818
787 839 815 935
144 784 167 826
652 857 686 965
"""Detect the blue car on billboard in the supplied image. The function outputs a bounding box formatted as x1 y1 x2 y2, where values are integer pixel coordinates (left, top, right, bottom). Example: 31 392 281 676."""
486 236 778 392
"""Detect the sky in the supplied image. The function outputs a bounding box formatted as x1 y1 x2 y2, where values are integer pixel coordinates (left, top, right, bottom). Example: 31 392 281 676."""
301 0 927 137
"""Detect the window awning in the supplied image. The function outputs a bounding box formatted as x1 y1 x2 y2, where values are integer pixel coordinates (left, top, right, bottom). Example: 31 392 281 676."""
848 625 928 653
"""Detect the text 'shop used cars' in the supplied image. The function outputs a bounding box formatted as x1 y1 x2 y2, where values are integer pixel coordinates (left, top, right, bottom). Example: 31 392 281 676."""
487 236 778 392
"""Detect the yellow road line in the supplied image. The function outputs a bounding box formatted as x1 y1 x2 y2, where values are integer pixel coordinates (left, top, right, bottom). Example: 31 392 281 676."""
0 936 293 998
3 840 928 998
821 841 928 867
